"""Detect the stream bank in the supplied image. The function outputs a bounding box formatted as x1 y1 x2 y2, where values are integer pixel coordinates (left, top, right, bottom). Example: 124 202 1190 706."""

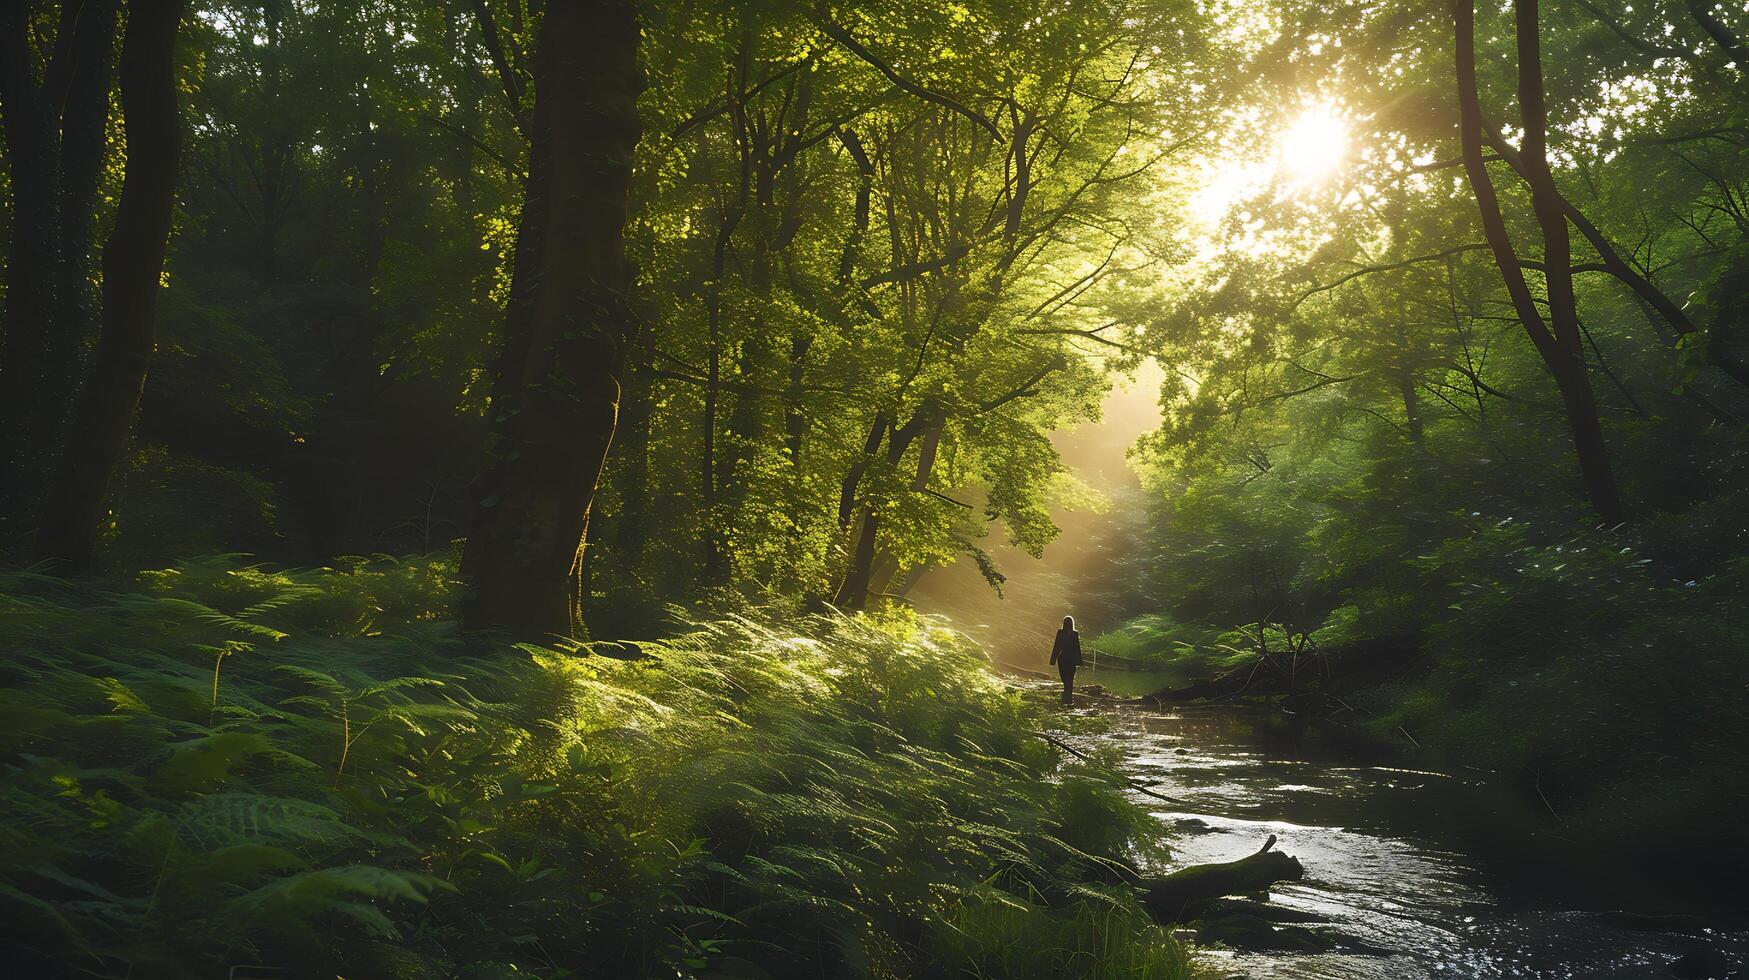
1051 683 1748 979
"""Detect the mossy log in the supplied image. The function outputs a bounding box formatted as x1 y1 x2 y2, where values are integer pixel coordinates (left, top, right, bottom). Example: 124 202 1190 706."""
1139 835 1305 923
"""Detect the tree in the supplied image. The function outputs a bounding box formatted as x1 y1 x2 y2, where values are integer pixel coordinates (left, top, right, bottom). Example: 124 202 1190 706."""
1454 0 1624 523
0 0 121 531
460 0 643 638
33 0 186 569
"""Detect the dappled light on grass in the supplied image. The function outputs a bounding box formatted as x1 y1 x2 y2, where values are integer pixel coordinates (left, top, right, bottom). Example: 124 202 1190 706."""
0 557 1187 978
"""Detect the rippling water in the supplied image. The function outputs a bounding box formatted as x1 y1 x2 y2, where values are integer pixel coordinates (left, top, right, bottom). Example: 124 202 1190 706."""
1056 696 1748 980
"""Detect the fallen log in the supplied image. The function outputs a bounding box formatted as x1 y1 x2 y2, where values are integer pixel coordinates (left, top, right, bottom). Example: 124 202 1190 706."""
1029 729 1178 805
1141 635 1420 704
1139 835 1305 923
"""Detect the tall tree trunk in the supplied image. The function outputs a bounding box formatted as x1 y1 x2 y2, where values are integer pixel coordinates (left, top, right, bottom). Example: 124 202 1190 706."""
833 402 937 610
460 0 643 638
0 0 119 531
259 1 285 286
783 332 811 465
34 0 185 569
838 412 888 529
1454 0 1625 523
55 0 121 377
0 34 64 524
833 508 880 609
1398 368 1425 445
1511 0 1623 522
702 211 734 578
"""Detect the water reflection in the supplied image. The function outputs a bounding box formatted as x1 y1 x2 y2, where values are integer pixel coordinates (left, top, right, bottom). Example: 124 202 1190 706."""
1056 697 1748 979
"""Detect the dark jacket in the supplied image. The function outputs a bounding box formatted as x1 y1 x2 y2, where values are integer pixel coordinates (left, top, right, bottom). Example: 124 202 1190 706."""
1049 628 1082 669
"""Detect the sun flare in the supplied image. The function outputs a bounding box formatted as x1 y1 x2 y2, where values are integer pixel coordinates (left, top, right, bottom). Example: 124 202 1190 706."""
1279 105 1350 186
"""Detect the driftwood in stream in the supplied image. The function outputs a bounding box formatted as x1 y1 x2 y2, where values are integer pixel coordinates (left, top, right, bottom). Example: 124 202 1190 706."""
1139 835 1305 923
1142 634 1419 703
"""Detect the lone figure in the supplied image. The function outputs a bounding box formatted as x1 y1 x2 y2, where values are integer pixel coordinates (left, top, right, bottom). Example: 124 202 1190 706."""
1049 615 1082 706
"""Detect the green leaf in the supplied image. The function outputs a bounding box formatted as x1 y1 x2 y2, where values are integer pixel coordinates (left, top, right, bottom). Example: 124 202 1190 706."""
149 733 275 794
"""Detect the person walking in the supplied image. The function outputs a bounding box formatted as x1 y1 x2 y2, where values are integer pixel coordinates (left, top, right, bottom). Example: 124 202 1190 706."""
1049 615 1082 706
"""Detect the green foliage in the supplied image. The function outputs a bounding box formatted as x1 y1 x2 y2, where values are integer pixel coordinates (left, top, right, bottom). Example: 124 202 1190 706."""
105 446 284 563
1108 0 1749 854
1083 614 1238 681
1122 379 1749 860
937 883 1187 980
0 558 1185 978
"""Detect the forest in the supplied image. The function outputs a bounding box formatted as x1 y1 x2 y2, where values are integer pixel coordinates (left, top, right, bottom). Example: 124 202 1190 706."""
1 0 1746 977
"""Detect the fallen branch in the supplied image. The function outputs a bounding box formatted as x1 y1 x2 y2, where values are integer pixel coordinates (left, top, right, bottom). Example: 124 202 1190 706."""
1028 730 1177 806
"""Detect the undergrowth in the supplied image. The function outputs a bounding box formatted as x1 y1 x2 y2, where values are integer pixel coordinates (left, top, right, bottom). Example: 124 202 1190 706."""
0 555 1186 978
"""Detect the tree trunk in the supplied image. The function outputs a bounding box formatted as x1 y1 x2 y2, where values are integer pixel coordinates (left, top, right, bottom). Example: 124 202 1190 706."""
34 0 185 570
0 0 118 529
702 223 729 577
1398 367 1425 444
54 0 121 379
1453 0 1624 523
0 35 64 521
460 0 643 638
784 331 811 466
832 402 938 609
838 413 888 529
833 507 880 609
1512 0 1624 522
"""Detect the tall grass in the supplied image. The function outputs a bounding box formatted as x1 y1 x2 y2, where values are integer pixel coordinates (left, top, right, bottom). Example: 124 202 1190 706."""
0 556 1186 978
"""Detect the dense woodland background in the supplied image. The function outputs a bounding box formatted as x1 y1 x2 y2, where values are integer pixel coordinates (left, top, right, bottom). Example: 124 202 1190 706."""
2 0 1748 976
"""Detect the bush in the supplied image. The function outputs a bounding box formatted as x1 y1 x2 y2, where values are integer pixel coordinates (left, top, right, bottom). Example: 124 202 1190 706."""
0 557 1185 978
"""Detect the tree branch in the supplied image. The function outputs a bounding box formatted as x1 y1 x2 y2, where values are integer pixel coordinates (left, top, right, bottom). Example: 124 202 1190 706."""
467 0 527 135
1295 244 1492 306
810 14 1004 143
978 357 1066 413
862 242 972 287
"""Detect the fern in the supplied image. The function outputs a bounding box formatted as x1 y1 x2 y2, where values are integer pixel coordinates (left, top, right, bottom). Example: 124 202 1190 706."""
0 558 1185 979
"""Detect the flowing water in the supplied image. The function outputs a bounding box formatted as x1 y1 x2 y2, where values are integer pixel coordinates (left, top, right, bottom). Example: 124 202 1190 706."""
907 370 1745 978
1051 686 1748 980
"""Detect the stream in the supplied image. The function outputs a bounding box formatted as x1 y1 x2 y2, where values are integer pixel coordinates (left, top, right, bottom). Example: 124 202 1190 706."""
907 369 1745 978
1052 681 1749 980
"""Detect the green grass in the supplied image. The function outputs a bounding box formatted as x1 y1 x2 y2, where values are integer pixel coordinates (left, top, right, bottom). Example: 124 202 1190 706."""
0 555 1187 978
